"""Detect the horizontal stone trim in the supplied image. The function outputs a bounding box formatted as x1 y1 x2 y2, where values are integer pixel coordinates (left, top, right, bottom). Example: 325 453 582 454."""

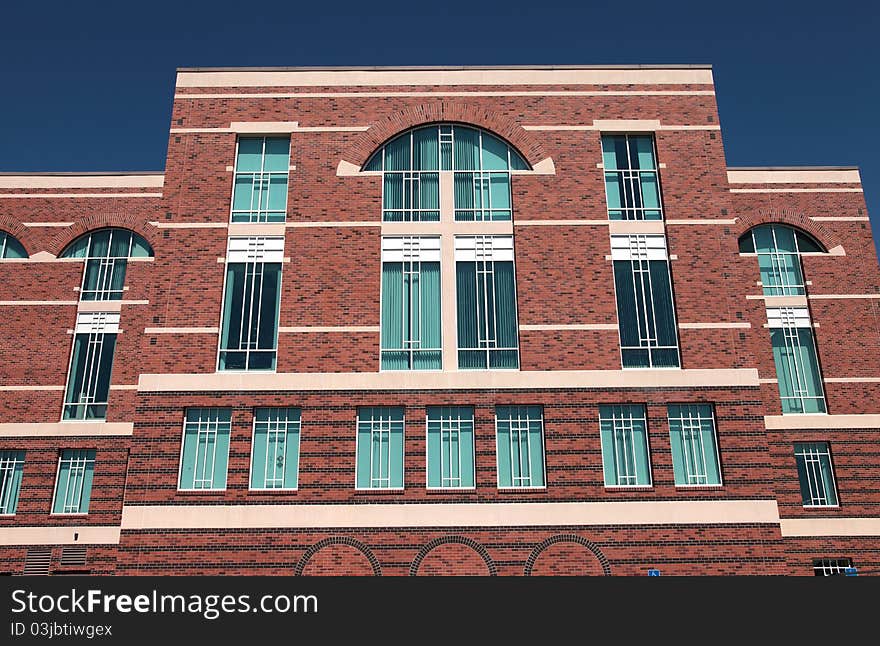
381 221 513 236
176 68 715 88
824 377 880 383
0 193 163 199
0 422 134 437
138 368 760 392
810 217 871 222
144 327 219 334
764 414 880 430
780 518 880 537
0 526 121 545
21 222 74 227
0 175 163 189
678 322 751 329
0 300 78 306
520 324 618 331
727 169 861 184
285 221 379 228
524 122 720 132
278 326 380 333
170 123 371 134
227 223 287 237
0 385 64 392
514 219 609 226
808 294 880 300
745 295 809 307
729 188 862 193
121 500 779 530
176 90 718 99
665 219 738 225
150 222 227 229
77 300 122 313
607 220 666 235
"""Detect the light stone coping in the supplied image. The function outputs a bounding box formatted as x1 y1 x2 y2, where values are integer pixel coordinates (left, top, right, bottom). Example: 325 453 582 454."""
780 518 880 537
0 422 133 437
727 169 861 184
121 500 779 530
176 68 715 88
0 526 121 545
137 368 760 392
764 414 880 430
0 193 163 199
0 175 163 189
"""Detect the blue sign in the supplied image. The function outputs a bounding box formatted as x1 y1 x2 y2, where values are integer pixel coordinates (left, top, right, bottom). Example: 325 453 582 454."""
844 567 858 576
647 568 661 576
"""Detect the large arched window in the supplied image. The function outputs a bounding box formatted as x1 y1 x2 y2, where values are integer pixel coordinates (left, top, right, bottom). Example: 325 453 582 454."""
367 124 526 371
60 228 153 301
0 231 27 258
740 223 827 414
738 224 825 296
364 124 529 222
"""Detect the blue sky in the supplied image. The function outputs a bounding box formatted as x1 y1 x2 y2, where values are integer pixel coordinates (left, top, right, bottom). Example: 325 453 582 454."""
1 0 878 257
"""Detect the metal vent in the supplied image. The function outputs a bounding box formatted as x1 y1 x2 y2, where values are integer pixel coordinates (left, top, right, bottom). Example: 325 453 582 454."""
60 546 87 567
22 548 52 576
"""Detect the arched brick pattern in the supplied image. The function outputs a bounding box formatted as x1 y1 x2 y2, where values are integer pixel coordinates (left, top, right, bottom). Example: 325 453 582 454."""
341 102 548 170
524 534 612 576
0 214 35 256
735 208 842 252
47 212 159 257
409 535 497 576
294 536 382 576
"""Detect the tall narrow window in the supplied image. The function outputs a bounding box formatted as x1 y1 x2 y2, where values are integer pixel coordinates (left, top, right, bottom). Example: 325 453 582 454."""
795 442 838 507
381 237 441 370
738 224 824 296
611 235 680 368
219 237 283 371
600 404 652 487
356 407 404 490
0 231 27 258
768 308 826 413
363 124 527 222
427 406 475 489
601 134 663 221
0 451 25 515
178 408 232 491
60 228 153 301
496 405 545 488
231 137 291 222
456 236 520 369
52 449 95 514
250 407 301 490
667 404 722 486
63 312 119 420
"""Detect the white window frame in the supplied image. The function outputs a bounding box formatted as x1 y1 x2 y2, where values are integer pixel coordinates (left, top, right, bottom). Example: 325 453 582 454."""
600 405 653 488
248 408 301 491
230 136 291 223
667 404 723 487
769 307 827 414
354 408 405 491
812 558 853 576
0 451 25 516
495 406 546 490
795 442 839 508
425 406 476 490
50 449 95 516
600 133 664 221
177 408 232 492
61 312 120 422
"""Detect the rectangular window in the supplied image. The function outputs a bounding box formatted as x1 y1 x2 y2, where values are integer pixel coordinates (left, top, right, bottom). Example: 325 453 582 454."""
178 408 232 491
382 129 439 222
231 137 290 222
667 404 722 486
62 313 119 420
813 558 852 576
219 237 283 371
752 226 806 295
455 236 520 369
381 237 442 370
454 126 513 221
427 406 475 489
0 451 25 515
356 407 404 489
600 404 652 487
795 442 838 507
611 235 680 368
496 405 545 488
768 308 826 413
250 408 301 490
52 449 95 514
601 134 663 221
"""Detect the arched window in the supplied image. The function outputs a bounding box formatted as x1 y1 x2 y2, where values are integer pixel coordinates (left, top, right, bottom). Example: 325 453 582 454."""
0 231 27 258
740 223 827 414
60 228 153 301
738 224 825 296
364 124 529 222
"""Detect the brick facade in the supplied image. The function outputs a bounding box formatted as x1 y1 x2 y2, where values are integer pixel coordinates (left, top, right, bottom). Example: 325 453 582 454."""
0 65 878 576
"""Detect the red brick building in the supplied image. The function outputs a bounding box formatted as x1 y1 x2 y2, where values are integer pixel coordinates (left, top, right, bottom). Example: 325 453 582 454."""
0 65 878 576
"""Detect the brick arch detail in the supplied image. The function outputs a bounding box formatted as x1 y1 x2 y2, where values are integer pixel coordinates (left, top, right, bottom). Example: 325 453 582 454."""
0 214 35 256
47 213 159 257
409 535 497 576
735 208 842 252
342 102 548 169
523 534 612 576
294 536 382 576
